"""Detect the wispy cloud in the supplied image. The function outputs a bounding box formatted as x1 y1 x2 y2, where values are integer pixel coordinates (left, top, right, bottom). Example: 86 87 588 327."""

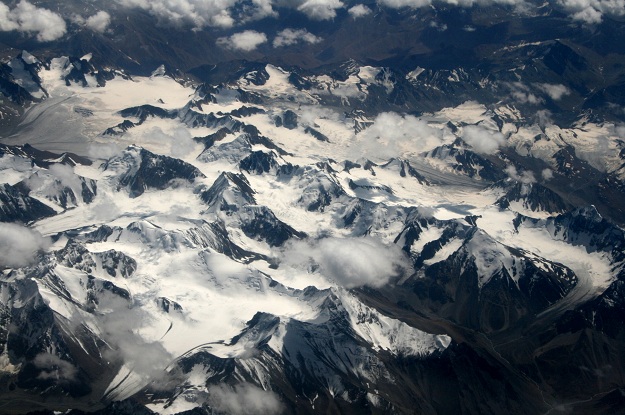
34 353 78 381
535 83 571 101
0 223 50 269
99 294 174 385
506 82 543 105
208 383 284 415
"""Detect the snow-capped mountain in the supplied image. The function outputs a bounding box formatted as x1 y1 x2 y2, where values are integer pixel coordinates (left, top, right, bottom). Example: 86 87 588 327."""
1 4 625 413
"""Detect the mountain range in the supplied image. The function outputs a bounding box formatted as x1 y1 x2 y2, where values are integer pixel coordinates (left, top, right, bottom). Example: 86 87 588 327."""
1 1 625 414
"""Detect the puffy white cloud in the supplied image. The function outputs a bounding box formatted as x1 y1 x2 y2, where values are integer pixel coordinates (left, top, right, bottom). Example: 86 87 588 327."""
0 4 19 32
505 165 536 184
116 0 236 28
535 83 571 100
462 125 506 154
0 223 50 269
0 1 67 42
217 30 268 51
208 383 284 415
558 0 625 24
542 168 554 181
348 4 372 17
280 237 411 288
248 0 279 20
358 112 444 159
297 0 344 20
273 28 322 47
85 11 112 33
116 0 280 28
571 6 604 23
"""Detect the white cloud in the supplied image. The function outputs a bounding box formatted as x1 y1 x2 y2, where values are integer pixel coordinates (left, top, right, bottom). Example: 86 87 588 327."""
0 1 67 42
137 126 198 158
210 10 236 28
23 164 87 204
0 223 50 268
572 6 604 23
88 142 122 160
358 112 444 160
535 83 571 101
375 0 623 23
535 109 553 128
49 164 83 191
0 4 19 32
558 0 625 24
379 0 521 7
88 193 122 222
217 30 268 51
248 0 279 20
507 82 543 105
99 295 173 385
280 237 411 288
462 125 506 154
575 134 610 171
273 28 322 47
430 20 448 31
348 4 372 17
378 0 430 7
34 353 78 381
116 0 280 28
297 0 344 20
542 168 554 181
505 165 536 184
116 0 237 28
208 383 284 415
85 11 112 33
298 105 341 127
